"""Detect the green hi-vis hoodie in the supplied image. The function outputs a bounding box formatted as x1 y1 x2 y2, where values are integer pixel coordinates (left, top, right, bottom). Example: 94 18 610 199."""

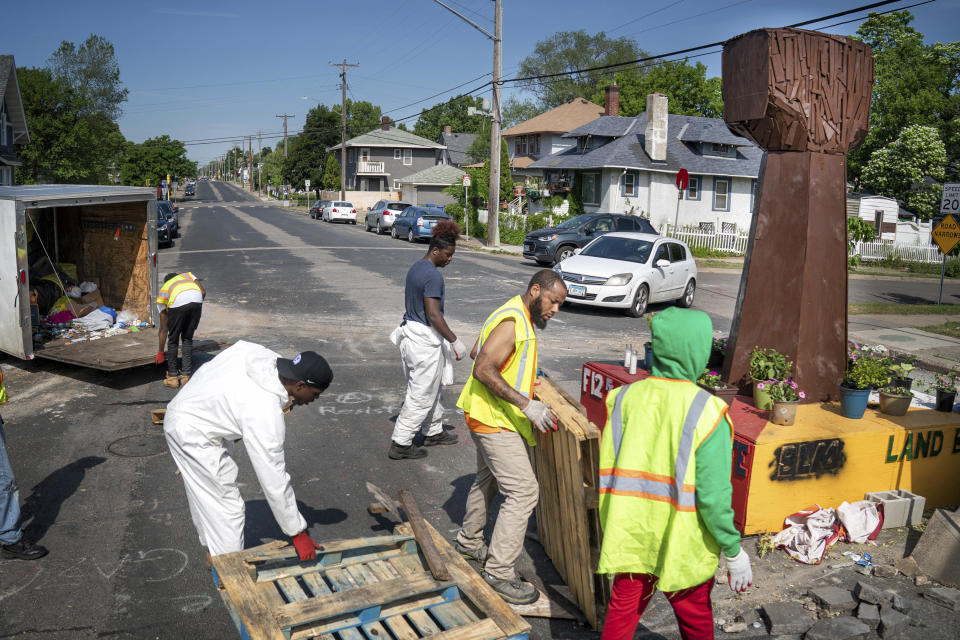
650 307 741 557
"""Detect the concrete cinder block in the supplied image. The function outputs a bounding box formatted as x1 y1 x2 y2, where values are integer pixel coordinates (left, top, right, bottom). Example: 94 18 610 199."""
809 586 858 614
854 581 893 606
804 616 870 640
879 605 910 638
761 601 815 635
856 603 880 630
910 508 960 587
894 556 919 579
865 489 926 528
873 564 897 579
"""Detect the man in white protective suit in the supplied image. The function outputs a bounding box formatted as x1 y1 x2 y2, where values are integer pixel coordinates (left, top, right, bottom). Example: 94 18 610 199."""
388 220 468 460
164 341 333 559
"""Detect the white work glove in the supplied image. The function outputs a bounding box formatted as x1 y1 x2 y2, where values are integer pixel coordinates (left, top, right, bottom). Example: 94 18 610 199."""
450 338 467 361
522 399 556 433
725 548 753 593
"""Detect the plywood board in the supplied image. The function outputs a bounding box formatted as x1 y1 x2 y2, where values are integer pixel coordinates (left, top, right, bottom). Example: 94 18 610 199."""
35 332 217 371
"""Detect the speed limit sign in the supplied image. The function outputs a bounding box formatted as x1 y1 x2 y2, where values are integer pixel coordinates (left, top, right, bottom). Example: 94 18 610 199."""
942 183 960 216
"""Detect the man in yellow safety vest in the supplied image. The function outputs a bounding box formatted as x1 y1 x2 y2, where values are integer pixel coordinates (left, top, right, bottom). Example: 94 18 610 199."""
453 269 567 605
597 307 752 640
156 272 206 389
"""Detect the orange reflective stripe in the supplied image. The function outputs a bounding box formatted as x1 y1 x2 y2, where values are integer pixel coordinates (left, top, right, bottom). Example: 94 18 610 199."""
597 487 698 512
598 467 695 493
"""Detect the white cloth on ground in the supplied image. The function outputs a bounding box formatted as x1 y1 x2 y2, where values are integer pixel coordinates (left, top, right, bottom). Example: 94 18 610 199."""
771 505 840 564
163 341 306 556
389 321 454 446
837 500 881 543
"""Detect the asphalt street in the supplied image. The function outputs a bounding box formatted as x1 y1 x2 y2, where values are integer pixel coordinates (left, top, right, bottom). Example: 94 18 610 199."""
2 181 960 639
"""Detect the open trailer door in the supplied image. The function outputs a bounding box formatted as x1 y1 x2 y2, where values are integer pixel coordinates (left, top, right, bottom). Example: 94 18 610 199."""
0 198 31 359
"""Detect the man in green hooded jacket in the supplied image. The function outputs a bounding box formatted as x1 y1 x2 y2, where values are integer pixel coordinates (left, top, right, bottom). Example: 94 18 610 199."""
597 307 752 640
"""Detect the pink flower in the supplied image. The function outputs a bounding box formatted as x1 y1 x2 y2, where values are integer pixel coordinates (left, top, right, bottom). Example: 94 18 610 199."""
790 380 798 389
710 371 718 376
799 391 806 399
756 382 765 390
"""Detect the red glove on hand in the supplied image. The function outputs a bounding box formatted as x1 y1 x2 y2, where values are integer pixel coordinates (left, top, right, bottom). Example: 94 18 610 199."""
292 530 322 562
155 351 165 364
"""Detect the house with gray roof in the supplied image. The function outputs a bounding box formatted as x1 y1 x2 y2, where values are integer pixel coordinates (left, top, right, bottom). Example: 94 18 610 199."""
328 116 445 192
437 125 476 167
530 92 762 233
398 163 466 207
0 55 30 185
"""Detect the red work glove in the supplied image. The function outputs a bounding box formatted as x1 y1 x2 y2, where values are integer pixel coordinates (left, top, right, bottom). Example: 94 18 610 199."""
292 530 322 562
155 351 165 364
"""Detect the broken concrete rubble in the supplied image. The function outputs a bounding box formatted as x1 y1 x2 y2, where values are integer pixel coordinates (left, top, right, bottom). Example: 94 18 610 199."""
761 601 815 635
804 616 870 640
809 585 857 614
910 509 960 588
856 602 880 630
879 605 910 638
924 586 960 612
873 564 897 579
854 580 893 606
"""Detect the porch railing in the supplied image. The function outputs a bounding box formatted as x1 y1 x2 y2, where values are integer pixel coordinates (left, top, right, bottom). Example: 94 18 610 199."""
357 160 385 174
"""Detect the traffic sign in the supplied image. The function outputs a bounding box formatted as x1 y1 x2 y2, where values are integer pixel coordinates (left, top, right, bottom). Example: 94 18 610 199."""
305 179 311 188
463 174 471 187
941 183 960 216
932 214 960 255
676 168 689 191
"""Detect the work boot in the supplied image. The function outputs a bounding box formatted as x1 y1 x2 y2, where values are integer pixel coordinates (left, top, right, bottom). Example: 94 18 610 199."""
482 572 539 605
423 430 458 446
388 442 427 460
179 374 190 386
163 374 180 389
453 538 488 564
1 539 49 561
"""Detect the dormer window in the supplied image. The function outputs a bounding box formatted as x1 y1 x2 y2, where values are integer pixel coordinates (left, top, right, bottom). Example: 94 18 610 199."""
705 142 735 157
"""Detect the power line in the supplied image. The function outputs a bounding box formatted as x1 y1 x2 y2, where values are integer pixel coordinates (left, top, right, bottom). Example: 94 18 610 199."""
607 0 689 35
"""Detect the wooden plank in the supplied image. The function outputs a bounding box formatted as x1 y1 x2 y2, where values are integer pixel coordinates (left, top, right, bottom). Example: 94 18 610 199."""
421 618 504 640
256 546 411 583
273 574 441 630
509 588 577 620
247 534 414 565
275 577 337 640
398 488 451 581
34 333 218 371
382 615 420 640
210 552 288 640
366 559 401 581
407 608 443 635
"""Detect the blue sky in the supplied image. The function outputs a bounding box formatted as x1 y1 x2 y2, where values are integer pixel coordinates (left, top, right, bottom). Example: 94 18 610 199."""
6 0 958 166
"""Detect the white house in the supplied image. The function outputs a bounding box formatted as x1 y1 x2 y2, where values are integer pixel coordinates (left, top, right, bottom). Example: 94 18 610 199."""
529 93 762 233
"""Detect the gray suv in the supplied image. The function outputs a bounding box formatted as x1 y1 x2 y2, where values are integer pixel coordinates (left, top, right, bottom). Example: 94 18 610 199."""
365 200 412 234
523 213 656 265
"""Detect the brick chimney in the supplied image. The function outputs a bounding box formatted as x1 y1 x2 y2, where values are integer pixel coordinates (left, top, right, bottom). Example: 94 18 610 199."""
644 93 668 162
443 125 452 135
381 116 391 131
604 84 620 117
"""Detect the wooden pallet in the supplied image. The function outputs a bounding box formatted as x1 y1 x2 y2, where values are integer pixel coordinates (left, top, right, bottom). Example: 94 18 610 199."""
531 375 609 629
210 521 530 640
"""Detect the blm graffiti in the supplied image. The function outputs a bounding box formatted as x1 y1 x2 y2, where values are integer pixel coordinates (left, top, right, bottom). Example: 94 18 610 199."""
770 438 846 481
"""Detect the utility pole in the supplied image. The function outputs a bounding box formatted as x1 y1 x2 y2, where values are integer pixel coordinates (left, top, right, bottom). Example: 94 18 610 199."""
257 130 262 195
276 114 293 157
488 0 502 248
248 135 254 192
329 59 359 200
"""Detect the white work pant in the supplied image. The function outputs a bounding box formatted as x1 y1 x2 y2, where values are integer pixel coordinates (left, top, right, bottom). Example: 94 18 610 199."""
391 339 444 446
165 431 244 556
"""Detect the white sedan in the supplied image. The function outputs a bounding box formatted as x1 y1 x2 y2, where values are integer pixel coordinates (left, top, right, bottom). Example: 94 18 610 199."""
553 232 697 317
322 201 357 224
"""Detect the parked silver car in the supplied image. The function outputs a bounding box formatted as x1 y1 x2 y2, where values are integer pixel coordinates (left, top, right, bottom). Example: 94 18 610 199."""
364 200 412 234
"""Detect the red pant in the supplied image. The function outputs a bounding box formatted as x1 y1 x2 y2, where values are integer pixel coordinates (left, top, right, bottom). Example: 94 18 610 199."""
601 573 715 640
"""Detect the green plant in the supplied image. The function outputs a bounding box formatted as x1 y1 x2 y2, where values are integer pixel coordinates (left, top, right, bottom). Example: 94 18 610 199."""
840 355 891 389
847 217 878 266
748 347 792 382
879 385 911 397
765 378 806 402
889 362 915 378
928 372 958 393
698 370 723 387
712 337 728 357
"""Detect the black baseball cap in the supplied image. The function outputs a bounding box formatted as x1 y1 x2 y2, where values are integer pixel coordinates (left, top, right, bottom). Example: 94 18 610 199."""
276 351 333 390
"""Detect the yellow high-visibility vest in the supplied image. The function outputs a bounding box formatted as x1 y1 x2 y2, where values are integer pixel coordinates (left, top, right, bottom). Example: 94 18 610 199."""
456 295 538 445
157 272 201 308
597 377 730 591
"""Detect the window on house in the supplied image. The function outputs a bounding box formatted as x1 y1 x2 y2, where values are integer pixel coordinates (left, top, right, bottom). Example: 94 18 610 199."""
582 173 600 205
0 111 6 146
360 148 370 161
532 134 540 155
713 178 729 211
403 149 412 165
394 149 401 159
393 180 401 190
622 173 636 197
874 210 883 233
519 136 528 155
686 176 700 200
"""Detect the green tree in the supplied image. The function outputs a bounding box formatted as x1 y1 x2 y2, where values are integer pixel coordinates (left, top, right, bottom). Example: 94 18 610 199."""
15 66 125 184
48 34 128 120
413 94 486 142
340 99 383 138
119 135 196 187
849 11 960 181
516 30 646 108
591 59 723 118
261 148 285 191
467 128 491 164
861 124 947 219
501 97 540 129
322 153 341 190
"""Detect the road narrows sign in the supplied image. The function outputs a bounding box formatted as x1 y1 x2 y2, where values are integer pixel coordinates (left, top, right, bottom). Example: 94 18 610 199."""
932 214 960 255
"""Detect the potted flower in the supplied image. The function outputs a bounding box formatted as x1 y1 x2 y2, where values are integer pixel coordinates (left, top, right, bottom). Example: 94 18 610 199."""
838 354 889 419
708 336 727 369
878 385 912 416
767 378 806 425
697 369 738 405
928 373 958 412
889 361 916 391
748 347 792 410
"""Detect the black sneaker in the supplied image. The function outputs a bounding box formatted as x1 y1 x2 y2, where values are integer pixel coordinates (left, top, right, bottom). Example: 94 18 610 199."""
1 540 48 561
388 442 427 460
482 572 539 605
423 431 458 446
453 538 488 564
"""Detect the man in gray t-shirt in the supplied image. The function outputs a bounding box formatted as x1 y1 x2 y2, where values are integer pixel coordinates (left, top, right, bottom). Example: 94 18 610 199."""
389 221 467 459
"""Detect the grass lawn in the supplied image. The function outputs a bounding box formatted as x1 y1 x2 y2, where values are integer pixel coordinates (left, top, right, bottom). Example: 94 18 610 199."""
915 321 960 338
849 303 960 315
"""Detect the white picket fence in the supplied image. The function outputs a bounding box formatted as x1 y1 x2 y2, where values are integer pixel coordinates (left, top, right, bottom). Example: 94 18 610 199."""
852 240 941 264
662 224 749 254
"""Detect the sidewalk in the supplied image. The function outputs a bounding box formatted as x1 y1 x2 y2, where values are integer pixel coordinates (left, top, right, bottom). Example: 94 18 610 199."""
849 314 960 375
